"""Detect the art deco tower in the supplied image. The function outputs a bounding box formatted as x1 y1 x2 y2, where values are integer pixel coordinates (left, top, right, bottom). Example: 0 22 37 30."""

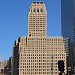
12 2 67 75
28 2 47 37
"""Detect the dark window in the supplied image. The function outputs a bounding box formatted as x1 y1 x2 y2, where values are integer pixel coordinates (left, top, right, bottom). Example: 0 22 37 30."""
34 8 36 12
40 8 43 12
37 8 39 12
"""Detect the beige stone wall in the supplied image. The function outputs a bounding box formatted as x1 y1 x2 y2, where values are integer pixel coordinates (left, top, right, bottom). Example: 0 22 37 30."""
0 61 7 70
15 36 67 75
28 2 47 37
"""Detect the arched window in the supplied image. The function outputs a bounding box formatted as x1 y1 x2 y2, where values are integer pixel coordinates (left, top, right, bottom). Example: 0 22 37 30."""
34 8 36 12
31 9 32 12
37 8 39 12
40 8 43 12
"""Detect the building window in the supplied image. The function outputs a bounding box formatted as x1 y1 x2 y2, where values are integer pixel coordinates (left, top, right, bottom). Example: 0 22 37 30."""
37 8 39 12
34 8 36 12
40 8 43 12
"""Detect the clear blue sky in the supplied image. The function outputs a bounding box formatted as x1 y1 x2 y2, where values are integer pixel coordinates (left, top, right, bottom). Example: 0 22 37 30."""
0 0 61 60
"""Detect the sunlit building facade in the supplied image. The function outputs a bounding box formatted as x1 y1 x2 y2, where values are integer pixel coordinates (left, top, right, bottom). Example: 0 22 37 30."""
12 2 67 75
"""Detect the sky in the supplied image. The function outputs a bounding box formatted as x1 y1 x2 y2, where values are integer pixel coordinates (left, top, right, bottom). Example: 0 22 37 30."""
0 0 61 60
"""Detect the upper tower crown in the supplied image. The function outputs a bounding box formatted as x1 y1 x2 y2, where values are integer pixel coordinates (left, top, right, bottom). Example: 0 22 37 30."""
32 2 44 3
29 1 47 13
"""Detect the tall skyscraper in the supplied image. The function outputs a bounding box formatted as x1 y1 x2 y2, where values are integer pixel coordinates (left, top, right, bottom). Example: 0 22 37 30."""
61 0 74 42
61 0 75 74
12 2 67 75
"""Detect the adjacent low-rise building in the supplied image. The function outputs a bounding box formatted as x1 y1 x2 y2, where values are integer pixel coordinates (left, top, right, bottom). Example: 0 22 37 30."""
4 57 11 75
0 61 7 74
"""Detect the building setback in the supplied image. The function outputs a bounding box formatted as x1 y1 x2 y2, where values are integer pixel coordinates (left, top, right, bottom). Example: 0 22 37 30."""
12 2 67 75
